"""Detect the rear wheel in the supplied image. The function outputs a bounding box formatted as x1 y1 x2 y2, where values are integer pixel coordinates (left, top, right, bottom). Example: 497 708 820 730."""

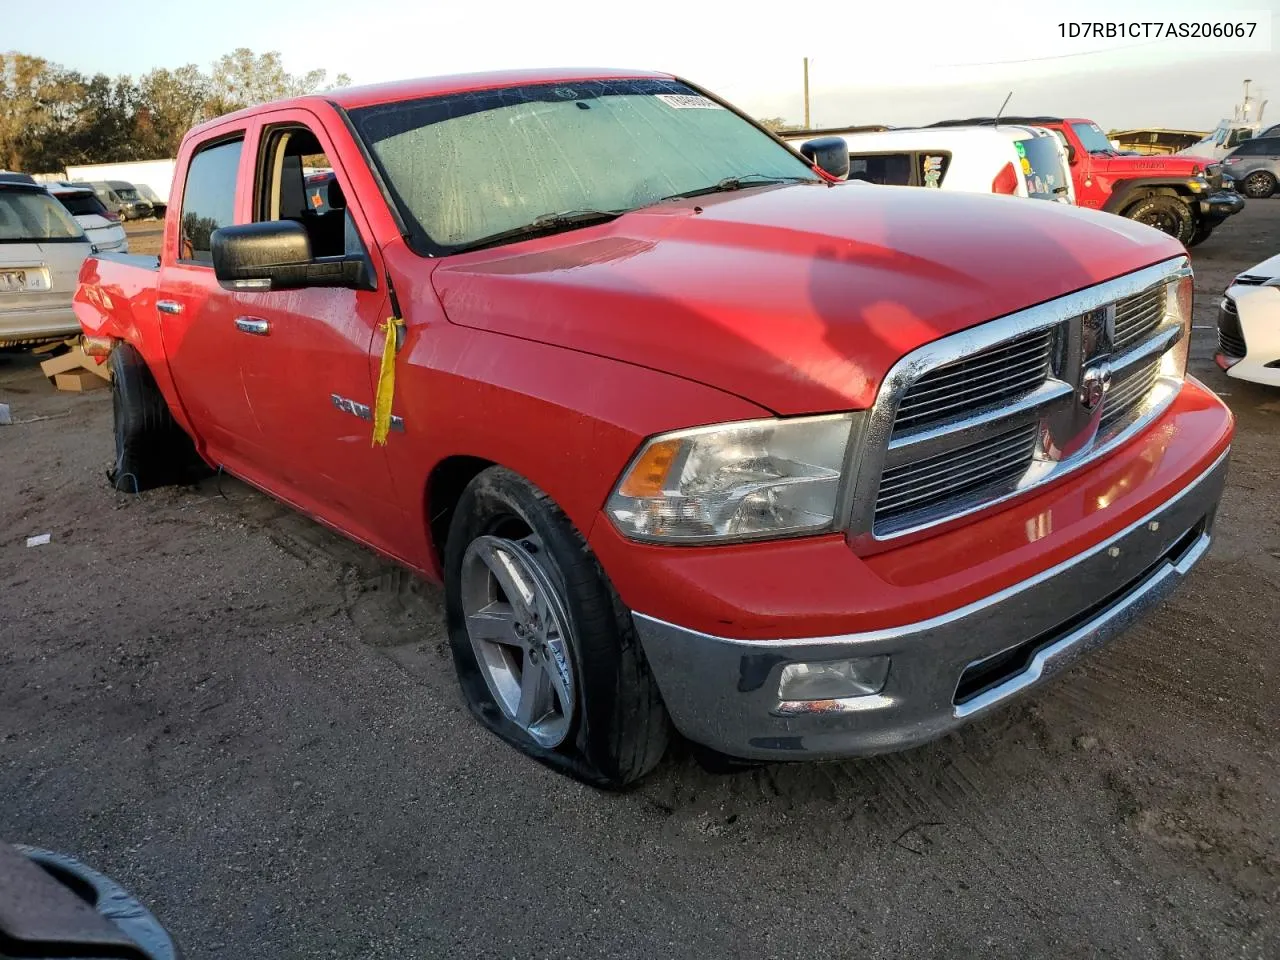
1242 171 1277 199
1124 195 1195 246
109 343 208 492
444 466 670 789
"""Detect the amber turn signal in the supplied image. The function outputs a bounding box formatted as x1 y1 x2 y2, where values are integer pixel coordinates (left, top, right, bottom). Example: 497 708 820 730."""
617 439 682 498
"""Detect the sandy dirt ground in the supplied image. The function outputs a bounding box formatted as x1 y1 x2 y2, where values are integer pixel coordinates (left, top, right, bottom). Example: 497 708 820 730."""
1 205 1277 959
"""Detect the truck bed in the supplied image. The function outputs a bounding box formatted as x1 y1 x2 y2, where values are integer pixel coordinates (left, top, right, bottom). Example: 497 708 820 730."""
94 252 159 271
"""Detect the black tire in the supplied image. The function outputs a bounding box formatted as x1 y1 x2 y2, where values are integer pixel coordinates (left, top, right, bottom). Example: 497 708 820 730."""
1124 195 1195 246
109 343 208 492
1242 171 1277 199
1186 222 1214 247
443 466 671 789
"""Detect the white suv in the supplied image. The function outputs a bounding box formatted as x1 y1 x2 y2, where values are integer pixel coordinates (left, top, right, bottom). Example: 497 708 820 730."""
786 125 1076 203
0 180 94 347
46 183 129 254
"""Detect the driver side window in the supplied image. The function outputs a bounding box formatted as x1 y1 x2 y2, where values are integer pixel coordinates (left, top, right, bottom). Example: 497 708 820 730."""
256 126 363 260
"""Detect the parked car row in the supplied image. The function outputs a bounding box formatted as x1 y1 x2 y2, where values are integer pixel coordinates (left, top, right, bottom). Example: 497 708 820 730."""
784 115 1249 246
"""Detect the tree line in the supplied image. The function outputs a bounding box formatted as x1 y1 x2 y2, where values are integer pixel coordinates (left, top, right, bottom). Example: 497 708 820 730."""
0 48 350 173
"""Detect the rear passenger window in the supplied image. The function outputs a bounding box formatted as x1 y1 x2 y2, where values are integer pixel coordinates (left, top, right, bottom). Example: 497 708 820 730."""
179 138 243 264
847 153 913 186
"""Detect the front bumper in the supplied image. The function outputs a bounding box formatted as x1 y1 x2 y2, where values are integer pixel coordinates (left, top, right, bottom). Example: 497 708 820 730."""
634 450 1229 761
1215 285 1280 387
1198 190 1246 224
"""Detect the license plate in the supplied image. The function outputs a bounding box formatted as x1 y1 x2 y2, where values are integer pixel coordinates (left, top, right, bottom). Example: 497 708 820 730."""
0 269 27 293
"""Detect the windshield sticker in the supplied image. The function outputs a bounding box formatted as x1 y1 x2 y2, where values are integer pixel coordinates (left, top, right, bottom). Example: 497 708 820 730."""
1021 157 1033 175
655 94 723 110
1015 141 1027 157
923 155 944 188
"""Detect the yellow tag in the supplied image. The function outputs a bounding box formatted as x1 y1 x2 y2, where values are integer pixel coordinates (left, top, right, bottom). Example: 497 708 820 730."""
372 316 404 446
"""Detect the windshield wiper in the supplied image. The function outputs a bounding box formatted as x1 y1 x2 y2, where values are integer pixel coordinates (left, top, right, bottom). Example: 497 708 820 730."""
658 174 816 202
453 209 623 253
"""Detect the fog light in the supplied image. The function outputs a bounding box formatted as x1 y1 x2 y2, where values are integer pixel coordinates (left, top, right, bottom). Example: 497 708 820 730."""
777 657 890 701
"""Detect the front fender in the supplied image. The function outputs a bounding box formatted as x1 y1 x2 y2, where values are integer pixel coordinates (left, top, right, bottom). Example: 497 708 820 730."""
1103 178 1198 214
388 323 772 578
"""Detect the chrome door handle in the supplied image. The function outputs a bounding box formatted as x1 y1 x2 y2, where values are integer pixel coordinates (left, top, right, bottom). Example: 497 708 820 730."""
234 316 270 336
156 300 183 315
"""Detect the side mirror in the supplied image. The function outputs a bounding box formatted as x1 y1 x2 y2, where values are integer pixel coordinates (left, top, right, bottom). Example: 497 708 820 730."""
1065 144 1077 164
799 137 850 180
211 220 372 292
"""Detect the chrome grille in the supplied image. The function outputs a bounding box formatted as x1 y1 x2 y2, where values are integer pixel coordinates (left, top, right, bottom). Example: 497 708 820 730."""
1100 360 1160 433
851 258 1191 544
892 330 1052 434
875 423 1038 528
1113 285 1166 351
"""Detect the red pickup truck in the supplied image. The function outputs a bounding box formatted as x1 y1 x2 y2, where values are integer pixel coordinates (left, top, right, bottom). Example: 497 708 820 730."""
75 69 1233 787
930 116 1246 247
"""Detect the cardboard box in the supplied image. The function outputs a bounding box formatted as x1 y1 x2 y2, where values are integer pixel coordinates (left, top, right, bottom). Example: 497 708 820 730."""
53 370 108 392
40 346 91 379
39 343 112 382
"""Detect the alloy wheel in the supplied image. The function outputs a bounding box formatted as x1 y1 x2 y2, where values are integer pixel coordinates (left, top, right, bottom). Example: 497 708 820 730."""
459 534 576 748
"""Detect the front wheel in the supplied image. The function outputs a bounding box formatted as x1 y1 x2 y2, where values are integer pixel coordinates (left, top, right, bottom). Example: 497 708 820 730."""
1186 222 1215 247
1124 195 1195 246
1242 171 1277 199
443 466 671 788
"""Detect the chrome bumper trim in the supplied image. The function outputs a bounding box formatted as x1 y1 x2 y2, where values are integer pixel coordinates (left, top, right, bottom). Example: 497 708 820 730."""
633 449 1229 761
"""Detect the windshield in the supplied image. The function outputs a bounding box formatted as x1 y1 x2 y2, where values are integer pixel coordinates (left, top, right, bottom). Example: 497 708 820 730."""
350 78 820 253
1070 121 1114 154
0 189 86 242
112 186 140 200
1016 137 1070 201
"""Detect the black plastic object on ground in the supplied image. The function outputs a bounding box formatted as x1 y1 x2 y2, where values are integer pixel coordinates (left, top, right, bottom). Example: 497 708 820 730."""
0 842 181 959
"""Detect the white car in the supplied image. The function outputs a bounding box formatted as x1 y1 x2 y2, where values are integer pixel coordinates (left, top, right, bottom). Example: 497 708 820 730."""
46 182 129 254
0 180 94 347
1216 252 1280 388
784 125 1076 203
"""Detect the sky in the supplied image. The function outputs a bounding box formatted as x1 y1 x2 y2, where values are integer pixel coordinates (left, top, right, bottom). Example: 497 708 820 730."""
4 0 1279 131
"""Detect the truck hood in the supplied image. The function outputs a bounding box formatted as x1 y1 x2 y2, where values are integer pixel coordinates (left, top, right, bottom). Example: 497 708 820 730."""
1093 152 1211 175
432 182 1183 415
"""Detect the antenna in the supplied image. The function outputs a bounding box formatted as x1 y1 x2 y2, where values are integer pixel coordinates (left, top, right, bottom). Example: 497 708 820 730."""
994 91 1013 127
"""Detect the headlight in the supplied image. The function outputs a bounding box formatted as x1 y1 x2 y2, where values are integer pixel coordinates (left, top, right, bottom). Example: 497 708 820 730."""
1161 272 1193 379
1185 177 1209 193
607 414 854 543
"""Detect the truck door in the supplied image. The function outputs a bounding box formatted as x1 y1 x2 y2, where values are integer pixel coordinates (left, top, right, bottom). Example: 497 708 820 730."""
227 110 408 557
156 132 265 467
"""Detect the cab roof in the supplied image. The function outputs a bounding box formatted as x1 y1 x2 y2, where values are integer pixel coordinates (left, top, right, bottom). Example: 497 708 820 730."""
187 67 674 138
784 125 1056 148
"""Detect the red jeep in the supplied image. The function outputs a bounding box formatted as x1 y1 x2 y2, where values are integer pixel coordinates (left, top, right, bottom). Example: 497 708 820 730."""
929 116 1245 247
